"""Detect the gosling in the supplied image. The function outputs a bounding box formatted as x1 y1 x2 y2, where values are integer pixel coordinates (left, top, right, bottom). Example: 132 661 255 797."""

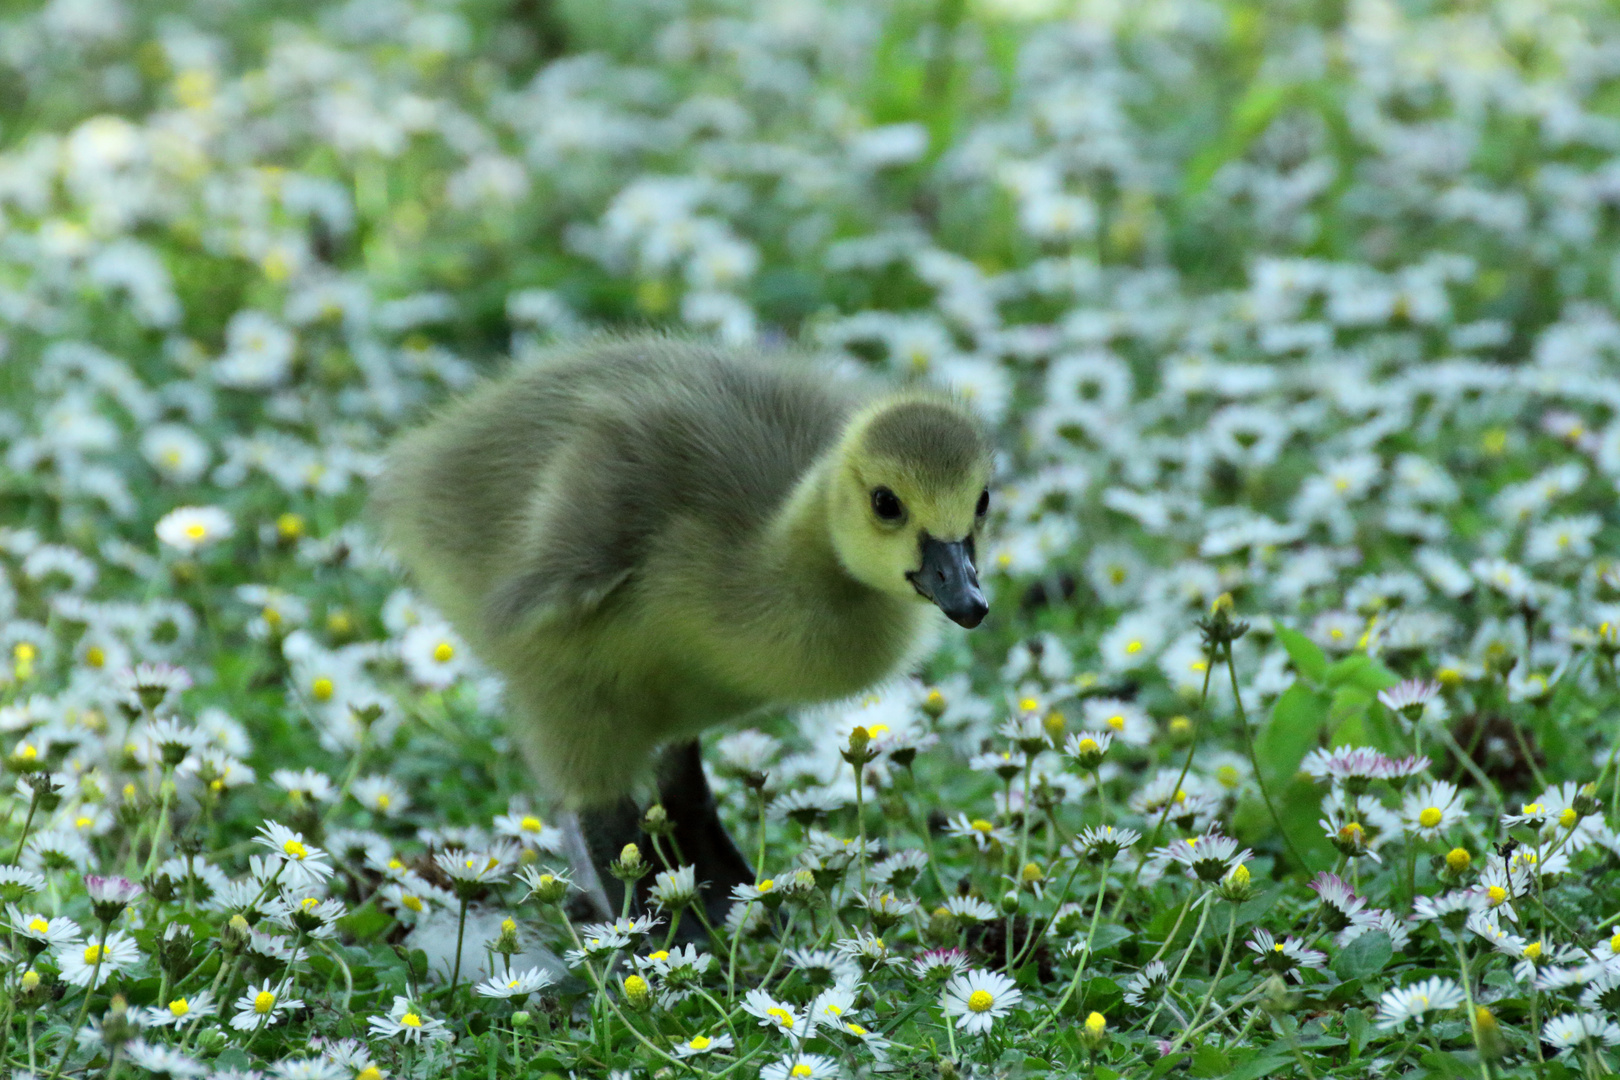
371 335 992 919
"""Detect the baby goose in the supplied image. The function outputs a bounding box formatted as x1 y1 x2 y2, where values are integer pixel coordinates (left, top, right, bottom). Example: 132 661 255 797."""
372 335 992 917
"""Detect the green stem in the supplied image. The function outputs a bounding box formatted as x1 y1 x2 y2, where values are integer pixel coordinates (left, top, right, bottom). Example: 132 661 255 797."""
9 791 40 866
449 895 469 1001
1116 655 1214 917
1172 902 1238 1053
1226 642 1308 871
1145 891 1212 1034
140 767 176 880
47 921 109 1080
1030 858 1109 1037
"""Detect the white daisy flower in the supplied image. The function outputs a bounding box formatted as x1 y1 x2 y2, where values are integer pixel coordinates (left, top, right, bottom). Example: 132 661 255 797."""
367 996 452 1043
56 930 141 987
674 1032 733 1058
1376 977 1465 1029
154 505 234 554
141 990 218 1028
399 622 469 689
741 988 803 1035
230 982 305 1030
474 966 556 1000
942 968 1022 1035
253 822 335 888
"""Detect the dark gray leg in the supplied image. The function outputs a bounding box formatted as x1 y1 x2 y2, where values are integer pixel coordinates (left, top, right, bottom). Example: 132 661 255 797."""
657 740 755 927
574 796 642 920
572 741 754 932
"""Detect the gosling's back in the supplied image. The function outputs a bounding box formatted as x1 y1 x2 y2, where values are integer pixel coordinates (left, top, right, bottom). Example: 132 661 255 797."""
372 336 918 805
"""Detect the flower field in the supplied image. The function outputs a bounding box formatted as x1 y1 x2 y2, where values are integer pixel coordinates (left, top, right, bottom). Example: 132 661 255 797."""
3 0 1620 1076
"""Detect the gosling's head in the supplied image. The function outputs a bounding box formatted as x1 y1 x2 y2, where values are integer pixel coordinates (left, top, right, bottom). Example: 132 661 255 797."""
826 395 994 628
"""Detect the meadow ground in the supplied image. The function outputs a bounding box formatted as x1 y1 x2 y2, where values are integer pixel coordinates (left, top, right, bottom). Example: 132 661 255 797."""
3 0 1620 1076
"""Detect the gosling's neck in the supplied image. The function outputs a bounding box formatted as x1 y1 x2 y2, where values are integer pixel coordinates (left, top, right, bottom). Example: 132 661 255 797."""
763 458 888 609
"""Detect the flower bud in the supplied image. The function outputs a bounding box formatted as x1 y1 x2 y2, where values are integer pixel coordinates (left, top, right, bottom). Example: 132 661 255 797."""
922 689 947 718
222 914 252 952
1081 1011 1107 1048
622 974 652 1010
495 918 521 956
611 844 647 883
1217 862 1253 903
511 1010 531 1027
842 726 878 766
1474 1006 1505 1058
641 804 673 836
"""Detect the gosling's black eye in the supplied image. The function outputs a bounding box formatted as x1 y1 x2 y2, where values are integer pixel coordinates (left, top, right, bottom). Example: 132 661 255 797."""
871 487 903 521
976 488 990 516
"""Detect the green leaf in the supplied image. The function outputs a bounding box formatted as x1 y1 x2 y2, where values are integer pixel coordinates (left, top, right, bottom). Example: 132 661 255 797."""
1333 931 1392 981
1326 653 1400 692
214 1050 253 1073
1148 1053 1189 1079
1225 1052 1294 1080
1258 682 1328 789
1235 884 1286 928
1275 625 1329 683
1192 1044 1233 1077
1344 1006 1370 1060
1420 1051 1484 1079
1088 924 1133 953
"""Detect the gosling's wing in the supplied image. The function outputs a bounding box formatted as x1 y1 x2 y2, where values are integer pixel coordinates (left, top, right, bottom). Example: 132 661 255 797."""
483 413 650 628
484 341 858 631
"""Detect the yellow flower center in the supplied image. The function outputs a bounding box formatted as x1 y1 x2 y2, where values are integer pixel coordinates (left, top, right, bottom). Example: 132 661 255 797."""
792 1067 812 1078
970 819 994 834
1559 808 1578 828
1523 942 1542 961
968 989 994 1012
311 677 334 702
1125 639 1143 654
1418 807 1442 828
184 522 207 540
520 815 542 832
433 642 454 663
1339 823 1365 846
1107 714 1125 731
757 879 774 892
401 1012 422 1027
848 1022 868 1035
1273 942 1285 952
254 991 275 1013
283 839 307 859
85 646 105 668
690 1035 711 1050
1078 738 1099 754
1487 886 1507 905
376 794 391 810
21 970 39 990
766 1007 794 1028
358 1069 381 1080
169 998 189 1017
28 918 49 934
83 945 103 964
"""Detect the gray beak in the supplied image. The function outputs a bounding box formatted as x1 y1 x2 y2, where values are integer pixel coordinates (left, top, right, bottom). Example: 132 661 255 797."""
908 536 988 629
